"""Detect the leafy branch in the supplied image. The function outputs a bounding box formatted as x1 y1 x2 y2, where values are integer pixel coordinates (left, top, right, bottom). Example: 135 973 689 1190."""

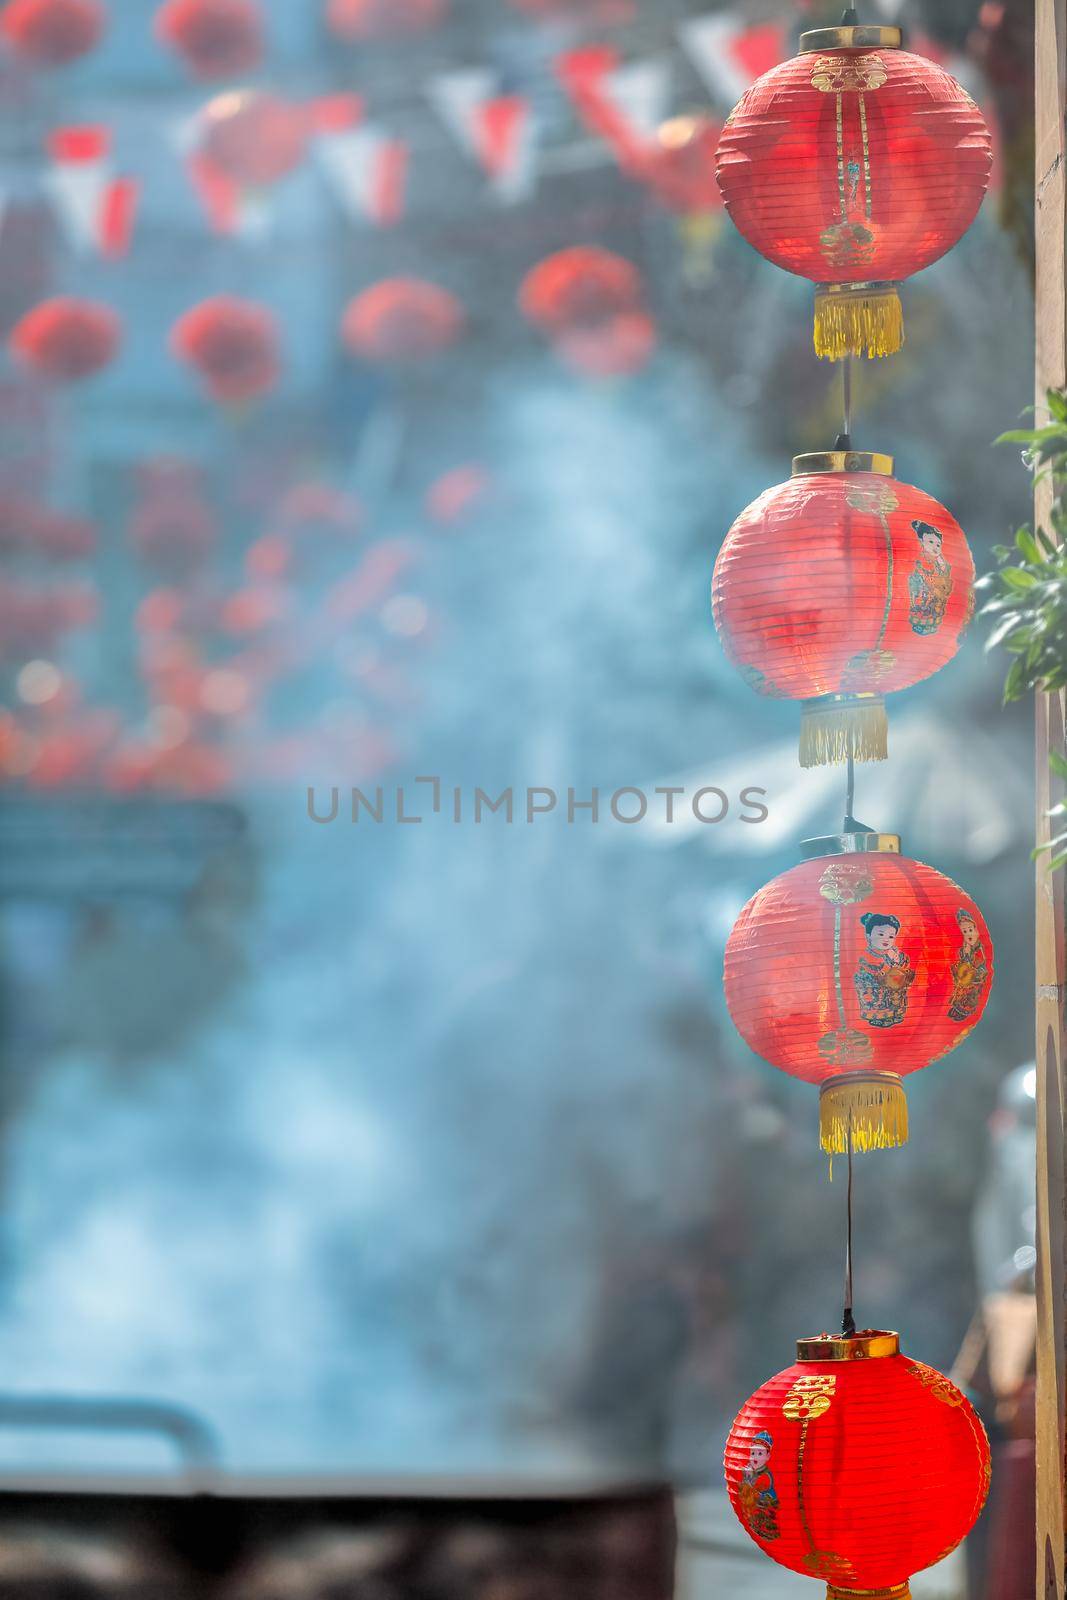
980 388 1067 869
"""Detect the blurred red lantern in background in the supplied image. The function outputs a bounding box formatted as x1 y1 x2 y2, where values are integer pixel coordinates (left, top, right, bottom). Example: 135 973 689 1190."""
201 89 306 187
342 279 463 363
712 452 975 767
0 578 97 660
725 1330 990 1597
521 247 653 377
724 834 992 1155
0 0 103 64
155 0 263 78
32 507 96 560
326 0 445 38
10 297 121 381
715 26 992 358
556 311 656 377
277 481 363 540
425 464 491 526
170 296 280 403
520 246 642 333
0 498 95 561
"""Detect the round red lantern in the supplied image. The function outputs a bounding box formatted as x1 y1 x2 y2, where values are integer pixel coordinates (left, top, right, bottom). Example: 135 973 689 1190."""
154 0 263 78
341 279 463 363
715 25 992 358
326 0 445 38
9 297 120 382
201 90 306 188
0 0 104 64
519 246 643 334
725 1329 990 1600
712 451 975 768
170 296 280 404
724 832 992 1155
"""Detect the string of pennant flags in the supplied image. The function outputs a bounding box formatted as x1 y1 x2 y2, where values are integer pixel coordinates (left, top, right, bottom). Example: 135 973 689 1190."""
21 11 991 257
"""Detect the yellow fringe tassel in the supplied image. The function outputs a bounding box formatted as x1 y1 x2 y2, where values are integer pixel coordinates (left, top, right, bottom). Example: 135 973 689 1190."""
799 697 888 769
820 1073 909 1160
813 285 904 361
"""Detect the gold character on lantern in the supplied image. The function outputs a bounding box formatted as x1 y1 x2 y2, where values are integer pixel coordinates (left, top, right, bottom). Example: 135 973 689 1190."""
948 908 988 1022
908 520 953 636
739 1430 780 1541
854 912 915 1027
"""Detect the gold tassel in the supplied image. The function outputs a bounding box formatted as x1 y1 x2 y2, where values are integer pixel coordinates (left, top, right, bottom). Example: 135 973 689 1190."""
799 695 888 769
820 1072 909 1158
813 284 903 361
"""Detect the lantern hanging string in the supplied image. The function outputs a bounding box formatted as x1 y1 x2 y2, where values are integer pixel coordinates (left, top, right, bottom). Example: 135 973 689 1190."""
842 1115 857 1336
843 355 852 445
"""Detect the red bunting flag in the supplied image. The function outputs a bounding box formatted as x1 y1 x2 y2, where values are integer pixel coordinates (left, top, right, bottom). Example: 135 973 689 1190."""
45 125 139 257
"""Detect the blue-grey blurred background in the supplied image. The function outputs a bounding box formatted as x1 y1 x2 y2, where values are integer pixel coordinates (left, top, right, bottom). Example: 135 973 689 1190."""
0 0 1036 1539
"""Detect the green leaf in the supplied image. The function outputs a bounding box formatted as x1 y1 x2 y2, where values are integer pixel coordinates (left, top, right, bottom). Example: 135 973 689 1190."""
1016 529 1043 562
1000 567 1040 589
1051 749 1067 779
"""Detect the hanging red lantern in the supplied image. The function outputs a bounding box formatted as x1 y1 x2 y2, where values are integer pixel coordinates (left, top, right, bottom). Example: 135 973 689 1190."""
0 0 104 64
154 0 264 78
645 115 723 215
200 90 306 188
10 297 121 382
519 246 643 334
325 0 445 38
715 24 992 359
725 1329 990 1599
170 296 280 404
712 451 975 767
341 279 463 363
724 832 992 1155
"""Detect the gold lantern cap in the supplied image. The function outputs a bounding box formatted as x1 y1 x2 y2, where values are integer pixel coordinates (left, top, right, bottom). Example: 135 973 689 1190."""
796 1329 900 1361
792 451 894 477
800 831 901 859
798 24 902 51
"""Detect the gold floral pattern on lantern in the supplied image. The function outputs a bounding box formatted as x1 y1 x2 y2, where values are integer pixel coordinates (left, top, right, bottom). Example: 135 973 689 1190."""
803 1550 857 1581
810 54 889 93
842 648 898 686
783 1374 837 1419
909 1362 965 1406
818 1028 874 1065
846 484 900 517
820 220 877 267
818 862 875 905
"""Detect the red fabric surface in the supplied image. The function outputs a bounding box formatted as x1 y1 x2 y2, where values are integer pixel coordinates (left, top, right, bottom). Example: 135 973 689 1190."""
712 468 975 701
724 851 993 1086
725 1348 991 1588
715 46 991 285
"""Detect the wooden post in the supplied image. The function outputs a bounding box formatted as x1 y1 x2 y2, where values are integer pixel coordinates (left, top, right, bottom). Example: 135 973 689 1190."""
1035 0 1067 1591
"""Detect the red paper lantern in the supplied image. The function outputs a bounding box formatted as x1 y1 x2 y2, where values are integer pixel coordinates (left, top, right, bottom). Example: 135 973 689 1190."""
10 297 120 382
326 0 445 38
715 25 992 358
201 90 306 187
519 246 643 333
155 0 263 78
725 1329 990 1599
724 833 992 1155
170 296 280 403
645 115 723 215
0 0 104 64
712 451 975 767
341 279 463 363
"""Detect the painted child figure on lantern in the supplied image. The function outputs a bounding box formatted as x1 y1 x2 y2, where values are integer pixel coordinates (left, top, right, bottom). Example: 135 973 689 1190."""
908 520 953 635
739 1431 779 1541
854 911 915 1027
949 908 989 1021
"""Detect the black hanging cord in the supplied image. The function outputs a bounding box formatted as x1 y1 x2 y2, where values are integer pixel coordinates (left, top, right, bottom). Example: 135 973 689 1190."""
842 1117 857 1336
834 356 853 452
840 5 859 21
